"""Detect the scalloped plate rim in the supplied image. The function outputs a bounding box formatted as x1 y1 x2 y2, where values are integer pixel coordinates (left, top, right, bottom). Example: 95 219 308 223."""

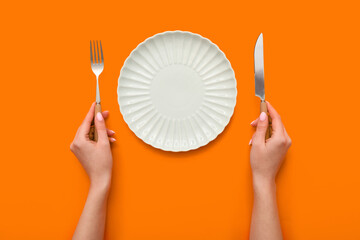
117 30 237 152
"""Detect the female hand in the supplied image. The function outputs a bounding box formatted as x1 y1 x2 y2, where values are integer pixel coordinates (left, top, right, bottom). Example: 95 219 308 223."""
70 102 116 189
249 101 291 186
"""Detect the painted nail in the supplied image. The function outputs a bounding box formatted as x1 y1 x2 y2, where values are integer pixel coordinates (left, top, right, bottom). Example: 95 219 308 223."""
109 130 115 134
110 138 116 142
249 139 252 145
260 112 267 122
96 112 103 121
250 120 256 125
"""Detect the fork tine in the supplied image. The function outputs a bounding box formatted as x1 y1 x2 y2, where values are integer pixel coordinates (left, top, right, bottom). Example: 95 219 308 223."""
93 40 97 63
96 40 100 64
90 41 93 64
100 40 104 63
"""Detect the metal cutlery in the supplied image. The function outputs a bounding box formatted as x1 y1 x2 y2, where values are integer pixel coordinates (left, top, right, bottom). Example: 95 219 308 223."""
89 40 104 141
254 33 272 139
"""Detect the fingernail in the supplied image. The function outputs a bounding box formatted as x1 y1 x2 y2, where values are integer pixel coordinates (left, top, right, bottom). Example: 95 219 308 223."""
96 112 103 121
260 112 267 122
249 139 252 145
250 120 256 125
109 130 115 134
110 138 116 142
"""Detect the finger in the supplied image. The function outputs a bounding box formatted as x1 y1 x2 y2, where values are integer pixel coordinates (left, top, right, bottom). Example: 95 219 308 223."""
78 102 96 137
95 111 109 143
109 137 116 143
266 101 284 136
102 111 109 119
107 129 115 137
252 112 268 146
250 118 259 127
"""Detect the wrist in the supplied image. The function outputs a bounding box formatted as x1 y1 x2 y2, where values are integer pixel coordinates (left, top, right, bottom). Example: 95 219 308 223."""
90 174 112 193
252 175 276 195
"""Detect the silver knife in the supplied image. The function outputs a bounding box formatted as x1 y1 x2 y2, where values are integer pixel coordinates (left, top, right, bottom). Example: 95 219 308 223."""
254 33 272 139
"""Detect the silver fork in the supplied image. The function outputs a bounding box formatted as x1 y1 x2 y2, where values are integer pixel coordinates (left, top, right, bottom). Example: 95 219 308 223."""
89 40 104 141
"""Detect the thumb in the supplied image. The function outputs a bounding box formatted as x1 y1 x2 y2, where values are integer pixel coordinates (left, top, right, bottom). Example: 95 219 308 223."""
252 112 268 145
95 112 108 142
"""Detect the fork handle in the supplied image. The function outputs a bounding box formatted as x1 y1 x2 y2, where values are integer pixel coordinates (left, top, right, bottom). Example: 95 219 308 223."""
89 103 102 141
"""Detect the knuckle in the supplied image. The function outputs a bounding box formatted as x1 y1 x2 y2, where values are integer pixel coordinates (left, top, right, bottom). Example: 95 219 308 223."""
287 138 292 147
98 139 109 147
70 140 81 151
70 142 77 152
70 143 74 152
275 137 287 146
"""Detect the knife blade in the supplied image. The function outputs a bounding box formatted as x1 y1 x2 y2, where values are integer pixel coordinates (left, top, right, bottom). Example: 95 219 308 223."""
254 33 265 100
254 33 272 139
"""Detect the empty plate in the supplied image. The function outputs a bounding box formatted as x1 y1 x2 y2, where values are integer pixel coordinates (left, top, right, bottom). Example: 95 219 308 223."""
118 31 237 151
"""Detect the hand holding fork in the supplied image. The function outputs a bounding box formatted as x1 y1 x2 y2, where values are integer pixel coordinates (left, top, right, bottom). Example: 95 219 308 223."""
89 40 104 141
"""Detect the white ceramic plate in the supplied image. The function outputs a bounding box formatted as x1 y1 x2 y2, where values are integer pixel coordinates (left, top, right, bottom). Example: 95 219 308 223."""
118 31 237 151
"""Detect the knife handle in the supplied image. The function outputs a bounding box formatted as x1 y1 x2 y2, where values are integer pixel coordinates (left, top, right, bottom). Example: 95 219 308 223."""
89 103 102 141
260 101 272 140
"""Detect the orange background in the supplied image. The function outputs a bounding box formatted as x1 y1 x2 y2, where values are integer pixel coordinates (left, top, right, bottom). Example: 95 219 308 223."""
1 0 359 239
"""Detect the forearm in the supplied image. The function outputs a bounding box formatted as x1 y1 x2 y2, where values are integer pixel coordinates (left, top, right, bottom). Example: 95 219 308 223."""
73 180 111 240
249 178 282 240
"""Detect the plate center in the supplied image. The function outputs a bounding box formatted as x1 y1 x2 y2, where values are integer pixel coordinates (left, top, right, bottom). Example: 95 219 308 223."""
151 64 204 118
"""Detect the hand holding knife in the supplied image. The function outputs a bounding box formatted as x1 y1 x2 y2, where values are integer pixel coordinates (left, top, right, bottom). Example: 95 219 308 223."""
254 33 272 139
